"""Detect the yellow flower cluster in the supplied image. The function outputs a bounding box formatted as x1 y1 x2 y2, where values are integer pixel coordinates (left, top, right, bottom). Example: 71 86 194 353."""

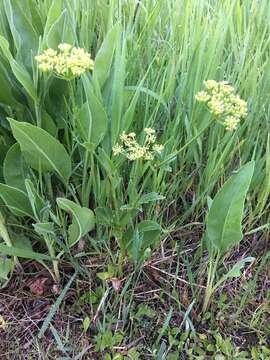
195 80 248 131
35 43 94 79
0 315 6 329
112 128 164 161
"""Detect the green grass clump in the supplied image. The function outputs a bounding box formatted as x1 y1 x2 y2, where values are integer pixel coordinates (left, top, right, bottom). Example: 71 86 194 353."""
0 0 269 358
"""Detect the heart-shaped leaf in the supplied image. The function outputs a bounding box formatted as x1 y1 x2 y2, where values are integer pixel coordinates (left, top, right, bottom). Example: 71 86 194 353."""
57 198 95 246
206 161 255 254
0 183 33 217
3 143 27 191
9 119 71 183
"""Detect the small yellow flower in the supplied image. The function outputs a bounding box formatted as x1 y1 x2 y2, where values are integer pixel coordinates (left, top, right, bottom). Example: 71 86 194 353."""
195 91 210 102
0 315 6 330
36 44 94 79
223 116 239 131
113 129 164 161
58 43 72 52
144 128 155 136
195 80 247 131
153 144 164 153
112 144 124 156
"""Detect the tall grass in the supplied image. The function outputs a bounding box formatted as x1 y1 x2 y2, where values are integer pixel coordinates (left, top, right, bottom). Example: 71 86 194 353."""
0 0 268 291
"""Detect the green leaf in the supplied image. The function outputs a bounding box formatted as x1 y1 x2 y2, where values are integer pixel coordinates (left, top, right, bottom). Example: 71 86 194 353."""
43 0 63 40
134 304 156 320
0 35 13 62
95 207 115 226
77 100 107 148
80 75 108 148
42 111 57 137
0 183 33 217
206 162 255 254
10 59 38 101
57 198 95 246
0 243 53 261
83 316 91 333
46 9 73 49
25 179 46 219
92 24 120 88
3 0 39 69
138 192 165 205
123 220 162 263
138 220 162 247
0 62 21 107
0 257 13 280
9 119 71 183
217 257 255 287
96 271 113 281
12 234 33 252
0 35 37 101
33 222 55 236
3 143 27 191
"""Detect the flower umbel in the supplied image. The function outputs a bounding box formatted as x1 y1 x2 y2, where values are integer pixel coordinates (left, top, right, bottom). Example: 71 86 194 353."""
0 315 6 330
195 80 248 131
35 43 94 79
112 128 164 161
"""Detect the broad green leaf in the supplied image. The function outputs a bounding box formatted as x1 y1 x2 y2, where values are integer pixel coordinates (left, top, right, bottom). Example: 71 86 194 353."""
33 222 55 236
138 220 162 248
25 179 46 219
0 183 33 217
0 243 53 261
206 162 255 254
57 198 95 246
3 143 27 191
0 35 13 62
95 207 115 226
12 234 33 252
123 220 162 262
80 75 108 147
27 0 43 35
0 35 37 101
9 119 71 183
42 111 57 137
3 0 39 69
92 24 120 88
46 9 73 49
0 63 21 106
43 0 63 39
10 59 38 101
77 101 107 148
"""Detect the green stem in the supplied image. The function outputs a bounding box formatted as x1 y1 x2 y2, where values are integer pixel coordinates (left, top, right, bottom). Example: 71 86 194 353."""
202 252 220 312
45 174 54 205
44 235 60 283
82 150 90 207
0 212 20 266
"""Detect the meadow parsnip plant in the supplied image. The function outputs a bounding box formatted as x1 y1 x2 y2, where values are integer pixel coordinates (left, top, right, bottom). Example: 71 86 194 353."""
0 0 267 320
0 0 269 357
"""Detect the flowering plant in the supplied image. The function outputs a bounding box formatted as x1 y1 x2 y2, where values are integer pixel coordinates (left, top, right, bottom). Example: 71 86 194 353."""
195 80 248 131
35 43 94 79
